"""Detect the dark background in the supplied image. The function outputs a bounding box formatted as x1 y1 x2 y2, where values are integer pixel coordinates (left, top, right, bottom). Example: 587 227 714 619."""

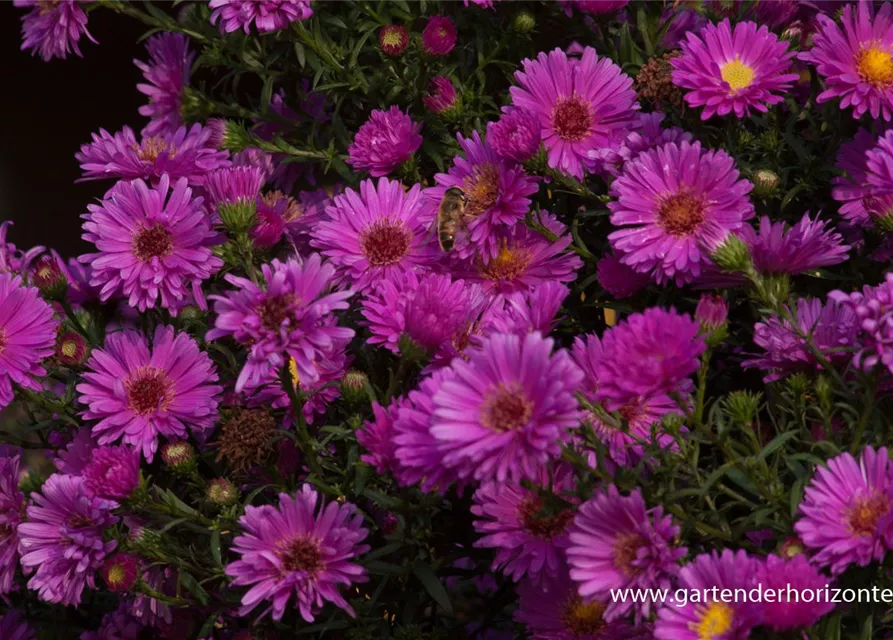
0 4 147 258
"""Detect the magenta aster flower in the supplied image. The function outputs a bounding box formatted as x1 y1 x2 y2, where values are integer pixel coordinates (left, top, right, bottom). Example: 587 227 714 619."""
695 293 728 330
422 16 457 56
18 474 118 606
0 273 57 410
830 273 893 374
206 255 354 392
203 165 265 211
0 451 24 595
472 464 576 583
426 131 539 260
488 109 542 164
744 297 859 382
135 33 194 137
510 47 638 180
567 485 685 622
77 325 223 461
754 554 835 631
593 307 705 408
588 112 693 178
378 24 408 56
52 427 95 475
81 604 145 640
430 331 583 483
596 253 650 299
608 141 754 285
14 0 95 62
655 549 761 640
423 76 458 113
81 175 222 314
347 107 422 177
210 0 312 33
83 446 140 501
311 178 439 291
357 399 406 475
226 484 369 622
660 7 706 49
0 611 34 640
490 282 569 337
743 213 850 275
832 129 882 227
795 446 893 574
801 2 893 121
866 129 893 200
670 19 798 120
76 124 230 186
101 553 142 592
0 221 43 277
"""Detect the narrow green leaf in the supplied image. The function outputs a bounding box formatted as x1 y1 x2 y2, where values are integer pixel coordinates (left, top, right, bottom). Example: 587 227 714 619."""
412 563 453 615
210 530 222 567
179 571 210 605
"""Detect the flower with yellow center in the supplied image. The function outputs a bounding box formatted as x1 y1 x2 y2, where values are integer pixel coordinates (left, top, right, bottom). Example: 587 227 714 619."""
720 59 755 92
857 46 893 88
691 601 734 640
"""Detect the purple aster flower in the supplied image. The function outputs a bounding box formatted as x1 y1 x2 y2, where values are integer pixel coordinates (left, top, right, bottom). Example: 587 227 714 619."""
203 165 265 212
695 293 728 330
0 273 57 410
566 485 685 622
795 446 893 575
671 19 798 120
135 33 194 137
0 221 44 276
740 213 850 275
426 130 539 260
472 464 577 583
423 76 458 113
14 0 95 62
559 0 629 16
754 554 835 631
358 399 407 475
596 252 650 299
593 307 705 408
226 484 369 622
489 282 569 337
831 129 884 228
801 2 893 121
347 107 422 177
487 108 542 164
660 7 706 49
311 178 439 292
83 446 140 501
587 111 693 178
76 124 230 186
0 611 35 640
52 427 95 475
655 549 761 640
81 175 222 314
829 272 893 375
510 47 638 180
210 0 312 33
608 141 754 285
18 474 118 606
866 129 893 201
206 255 354 392
744 297 859 382
422 16 457 56
430 331 583 483
516 560 640 640
77 325 223 461
0 451 24 595
81 604 145 640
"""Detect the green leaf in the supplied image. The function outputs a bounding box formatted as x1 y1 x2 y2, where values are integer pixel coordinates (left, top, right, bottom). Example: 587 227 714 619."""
758 430 799 460
179 571 210 606
294 42 306 69
210 530 222 567
412 563 453 615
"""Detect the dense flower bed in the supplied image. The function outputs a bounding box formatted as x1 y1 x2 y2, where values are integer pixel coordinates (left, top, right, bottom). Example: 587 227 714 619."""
3 1 893 638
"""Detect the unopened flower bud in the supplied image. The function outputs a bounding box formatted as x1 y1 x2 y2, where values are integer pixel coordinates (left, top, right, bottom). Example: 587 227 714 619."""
206 478 239 507
219 120 254 153
512 10 536 33
101 553 141 592
751 169 780 197
863 195 893 233
30 255 68 301
218 200 258 234
56 330 89 366
341 369 369 404
778 537 805 558
161 441 195 473
710 233 752 274
695 294 728 330
379 24 409 56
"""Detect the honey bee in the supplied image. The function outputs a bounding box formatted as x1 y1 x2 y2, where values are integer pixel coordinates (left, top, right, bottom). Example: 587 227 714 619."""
436 186 469 251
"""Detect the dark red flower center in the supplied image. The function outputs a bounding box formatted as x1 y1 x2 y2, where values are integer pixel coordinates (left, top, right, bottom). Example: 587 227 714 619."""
481 384 533 432
133 224 174 261
257 294 296 331
560 595 606 637
552 96 592 142
478 245 532 281
37 1 59 15
613 532 645 577
32 256 64 288
359 219 413 267
519 495 574 539
279 536 324 574
462 164 500 219
127 366 173 415
0 523 12 541
658 192 706 236
0 327 7 356
847 491 890 537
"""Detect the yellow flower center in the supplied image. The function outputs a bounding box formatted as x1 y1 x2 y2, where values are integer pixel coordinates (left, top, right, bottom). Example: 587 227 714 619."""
720 59 755 92
289 357 301 389
691 602 734 640
846 491 891 536
381 30 403 47
857 47 893 87
560 596 606 636
478 245 532 281
61 340 78 358
658 191 706 236
106 564 126 587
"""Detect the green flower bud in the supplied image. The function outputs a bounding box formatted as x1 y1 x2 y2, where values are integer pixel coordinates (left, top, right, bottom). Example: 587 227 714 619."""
341 369 370 404
751 169 780 197
710 233 752 274
512 10 536 33
206 478 239 507
218 201 258 234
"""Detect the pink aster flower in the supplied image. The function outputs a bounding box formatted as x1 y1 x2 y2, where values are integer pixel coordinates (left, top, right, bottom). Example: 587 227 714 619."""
489 282 569 337
422 16 457 56
426 131 539 260
357 398 407 475
472 464 577 583
660 7 706 49
866 129 893 201
488 108 542 164
744 297 859 382
596 252 650 299
14 0 95 62
378 24 408 56
510 46 638 180
430 331 583 483
831 129 884 228
655 549 761 640
135 33 194 137
670 19 798 120
0 221 43 276
225 485 369 622
829 273 893 375
101 553 142 592
593 307 705 408
81 175 223 314
18 474 118 606
608 140 754 285
83 446 140 501
754 554 835 631
795 446 893 575
210 0 312 33
801 1 893 121
0 273 57 410
52 427 96 475
741 213 850 275
311 178 439 292
76 124 230 186
566 485 685 622
77 325 223 461
347 107 422 177
423 76 458 113
587 111 693 178
206 255 354 392
0 451 25 595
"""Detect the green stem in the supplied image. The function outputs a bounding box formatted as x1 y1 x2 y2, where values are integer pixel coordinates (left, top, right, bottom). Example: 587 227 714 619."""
278 365 323 478
60 299 94 345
